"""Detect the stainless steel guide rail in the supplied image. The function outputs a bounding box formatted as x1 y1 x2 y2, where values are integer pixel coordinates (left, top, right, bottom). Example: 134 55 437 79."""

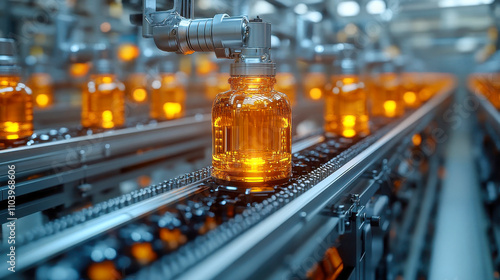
473 91 500 148
0 114 211 200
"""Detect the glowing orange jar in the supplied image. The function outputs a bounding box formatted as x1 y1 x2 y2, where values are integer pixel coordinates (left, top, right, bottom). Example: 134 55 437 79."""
212 75 292 185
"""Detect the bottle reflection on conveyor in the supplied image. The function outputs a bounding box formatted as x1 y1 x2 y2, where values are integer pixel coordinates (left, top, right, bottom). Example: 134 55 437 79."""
0 38 33 146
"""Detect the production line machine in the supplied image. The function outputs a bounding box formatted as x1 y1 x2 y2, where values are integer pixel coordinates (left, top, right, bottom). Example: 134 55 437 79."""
2 0 498 279
1 79 456 280
469 72 500 277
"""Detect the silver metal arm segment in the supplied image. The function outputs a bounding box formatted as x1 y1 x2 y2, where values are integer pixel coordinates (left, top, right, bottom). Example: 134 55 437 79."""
137 0 250 59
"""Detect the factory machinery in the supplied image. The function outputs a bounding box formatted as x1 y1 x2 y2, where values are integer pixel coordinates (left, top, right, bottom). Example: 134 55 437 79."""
1 0 499 279
470 72 500 277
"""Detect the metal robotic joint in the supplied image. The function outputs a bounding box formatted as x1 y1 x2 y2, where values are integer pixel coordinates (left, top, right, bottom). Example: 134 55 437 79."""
138 0 250 59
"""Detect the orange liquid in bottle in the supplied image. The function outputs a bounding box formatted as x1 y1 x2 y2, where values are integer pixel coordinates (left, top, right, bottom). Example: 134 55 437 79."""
28 72 53 108
303 72 326 101
324 75 369 138
369 72 405 118
205 73 230 100
81 74 125 129
150 73 186 120
125 73 148 103
0 75 33 141
275 72 297 106
212 76 292 185
401 73 423 108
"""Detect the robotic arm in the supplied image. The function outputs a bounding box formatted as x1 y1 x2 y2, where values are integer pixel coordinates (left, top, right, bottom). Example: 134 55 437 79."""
131 0 274 75
133 0 251 59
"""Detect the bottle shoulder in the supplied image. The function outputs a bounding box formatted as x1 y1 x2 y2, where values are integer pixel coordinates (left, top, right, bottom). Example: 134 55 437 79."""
213 89 291 109
86 76 125 93
325 77 365 95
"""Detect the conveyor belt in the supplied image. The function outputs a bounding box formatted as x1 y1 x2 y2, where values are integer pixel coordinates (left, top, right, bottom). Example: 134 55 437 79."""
1 86 454 280
0 114 211 210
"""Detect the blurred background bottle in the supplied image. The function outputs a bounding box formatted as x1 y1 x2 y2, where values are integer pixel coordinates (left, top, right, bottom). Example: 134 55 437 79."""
0 38 33 143
150 60 186 120
303 64 327 101
81 55 126 129
324 47 369 138
369 62 405 118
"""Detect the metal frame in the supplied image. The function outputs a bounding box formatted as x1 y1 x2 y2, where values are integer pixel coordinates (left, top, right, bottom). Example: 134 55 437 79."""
474 92 500 149
0 114 211 194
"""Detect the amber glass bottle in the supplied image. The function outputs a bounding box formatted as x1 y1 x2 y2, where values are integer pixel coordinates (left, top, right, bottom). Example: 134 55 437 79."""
206 61 231 100
369 63 405 118
150 72 186 120
205 72 230 100
401 72 423 108
275 68 297 106
0 75 33 142
324 51 369 138
0 39 33 143
81 59 125 129
125 72 148 103
28 72 53 108
303 64 327 101
303 72 326 101
212 76 292 185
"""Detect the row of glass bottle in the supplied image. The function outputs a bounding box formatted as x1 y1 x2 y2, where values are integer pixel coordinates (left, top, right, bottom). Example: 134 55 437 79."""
0 65 187 142
0 66 452 144
210 69 454 185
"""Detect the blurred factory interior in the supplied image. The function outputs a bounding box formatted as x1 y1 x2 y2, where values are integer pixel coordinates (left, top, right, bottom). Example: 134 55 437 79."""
0 0 500 279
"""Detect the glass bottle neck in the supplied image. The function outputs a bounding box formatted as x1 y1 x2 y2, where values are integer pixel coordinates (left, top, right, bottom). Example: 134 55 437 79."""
229 76 276 92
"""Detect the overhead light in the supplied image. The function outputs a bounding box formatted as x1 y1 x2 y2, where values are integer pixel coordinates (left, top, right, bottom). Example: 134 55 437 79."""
439 0 494 8
337 1 360 17
251 1 276 14
306 11 323 23
294 3 308 15
366 0 386 14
